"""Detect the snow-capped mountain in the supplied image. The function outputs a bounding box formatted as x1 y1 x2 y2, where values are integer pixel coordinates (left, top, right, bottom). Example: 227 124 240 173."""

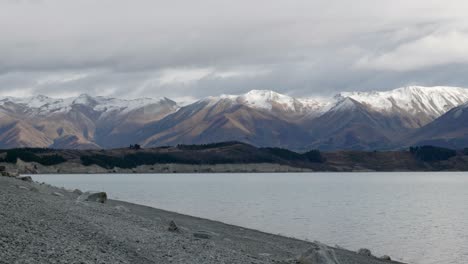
337 86 468 127
1 86 468 150
304 97 412 150
200 86 468 126
340 86 468 115
0 94 176 117
136 86 468 150
137 91 312 149
0 94 178 149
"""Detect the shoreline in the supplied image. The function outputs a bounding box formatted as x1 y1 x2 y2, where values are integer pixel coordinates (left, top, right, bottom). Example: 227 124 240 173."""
0 175 405 263
4 160 468 175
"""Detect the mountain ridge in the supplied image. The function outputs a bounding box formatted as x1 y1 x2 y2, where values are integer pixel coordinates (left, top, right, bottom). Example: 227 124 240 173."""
1 86 468 150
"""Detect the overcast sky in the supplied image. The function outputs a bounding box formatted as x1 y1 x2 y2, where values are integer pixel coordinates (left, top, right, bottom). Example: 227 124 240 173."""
1 0 468 101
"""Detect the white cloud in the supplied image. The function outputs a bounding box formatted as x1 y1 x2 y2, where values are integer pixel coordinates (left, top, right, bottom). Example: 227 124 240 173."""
157 68 214 85
355 31 468 71
0 88 35 98
212 68 271 79
36 73 89 85
155 67 270 85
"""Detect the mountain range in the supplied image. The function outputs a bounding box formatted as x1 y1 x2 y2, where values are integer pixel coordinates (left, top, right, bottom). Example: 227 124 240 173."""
1 86 468 150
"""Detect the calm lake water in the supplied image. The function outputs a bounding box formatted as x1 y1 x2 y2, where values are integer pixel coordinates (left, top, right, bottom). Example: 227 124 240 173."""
34 172 468 264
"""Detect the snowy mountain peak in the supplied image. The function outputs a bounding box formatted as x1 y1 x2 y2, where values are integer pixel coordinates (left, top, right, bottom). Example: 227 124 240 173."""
73 94 98 106
329 97 358 112
338 86 468 117
203 89 332 114
239 90 297 111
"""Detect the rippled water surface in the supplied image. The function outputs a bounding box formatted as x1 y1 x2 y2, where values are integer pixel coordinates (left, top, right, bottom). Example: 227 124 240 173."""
34 172 468 264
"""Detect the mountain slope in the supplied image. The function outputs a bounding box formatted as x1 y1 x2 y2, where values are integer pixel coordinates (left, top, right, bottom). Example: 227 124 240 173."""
138 96 311 149
0 94 179 149
406 103 468 149
306 98 409 150
0 113 52 148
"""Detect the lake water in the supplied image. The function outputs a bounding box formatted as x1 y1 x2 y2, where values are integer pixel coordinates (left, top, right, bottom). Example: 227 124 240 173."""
33 172 468 264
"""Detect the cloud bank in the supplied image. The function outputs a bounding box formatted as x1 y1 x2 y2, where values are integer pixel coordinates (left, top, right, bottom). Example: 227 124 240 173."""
1 0 468 100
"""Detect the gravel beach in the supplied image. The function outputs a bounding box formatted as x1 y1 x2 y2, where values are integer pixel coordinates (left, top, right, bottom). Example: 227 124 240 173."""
0 176 405 264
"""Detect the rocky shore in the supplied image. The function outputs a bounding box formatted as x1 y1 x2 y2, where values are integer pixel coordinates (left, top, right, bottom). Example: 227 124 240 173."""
1 160 313 175
0 175 405 264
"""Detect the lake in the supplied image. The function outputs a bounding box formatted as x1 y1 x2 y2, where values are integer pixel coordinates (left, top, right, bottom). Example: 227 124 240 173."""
33 172 468 264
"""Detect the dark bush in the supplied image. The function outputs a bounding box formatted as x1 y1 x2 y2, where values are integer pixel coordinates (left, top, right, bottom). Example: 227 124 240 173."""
37 154 67 166
80 145 327 169
4 149 66 165
409 146 457 162
463 148 468 155
303 149 325 163
81 152 202 169
177 141 243 150
125 152 198 165
129 144 141 150
261 147 305 161
81 155 133 169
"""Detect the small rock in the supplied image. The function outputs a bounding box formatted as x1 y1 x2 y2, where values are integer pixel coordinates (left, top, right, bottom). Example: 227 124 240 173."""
357 248 372 257
193 231 212 239
52 192 64 197
298 243 340 264
379 255 391 261
5 171 19 177
78 192 107 203
168 220 179 232
17 186 29 191
73 189 83 195
30 187 40 193
16 176 32 182
115 205 130 212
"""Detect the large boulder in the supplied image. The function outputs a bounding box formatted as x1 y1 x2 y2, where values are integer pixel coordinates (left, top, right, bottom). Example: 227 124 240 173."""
357 248 372 257
72 189 83 195
78 192 107 203
168 220 179 232
298 243 340 264
16 176 32 182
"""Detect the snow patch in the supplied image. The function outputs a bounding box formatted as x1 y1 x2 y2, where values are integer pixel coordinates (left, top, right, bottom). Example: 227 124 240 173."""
329 97 357 112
